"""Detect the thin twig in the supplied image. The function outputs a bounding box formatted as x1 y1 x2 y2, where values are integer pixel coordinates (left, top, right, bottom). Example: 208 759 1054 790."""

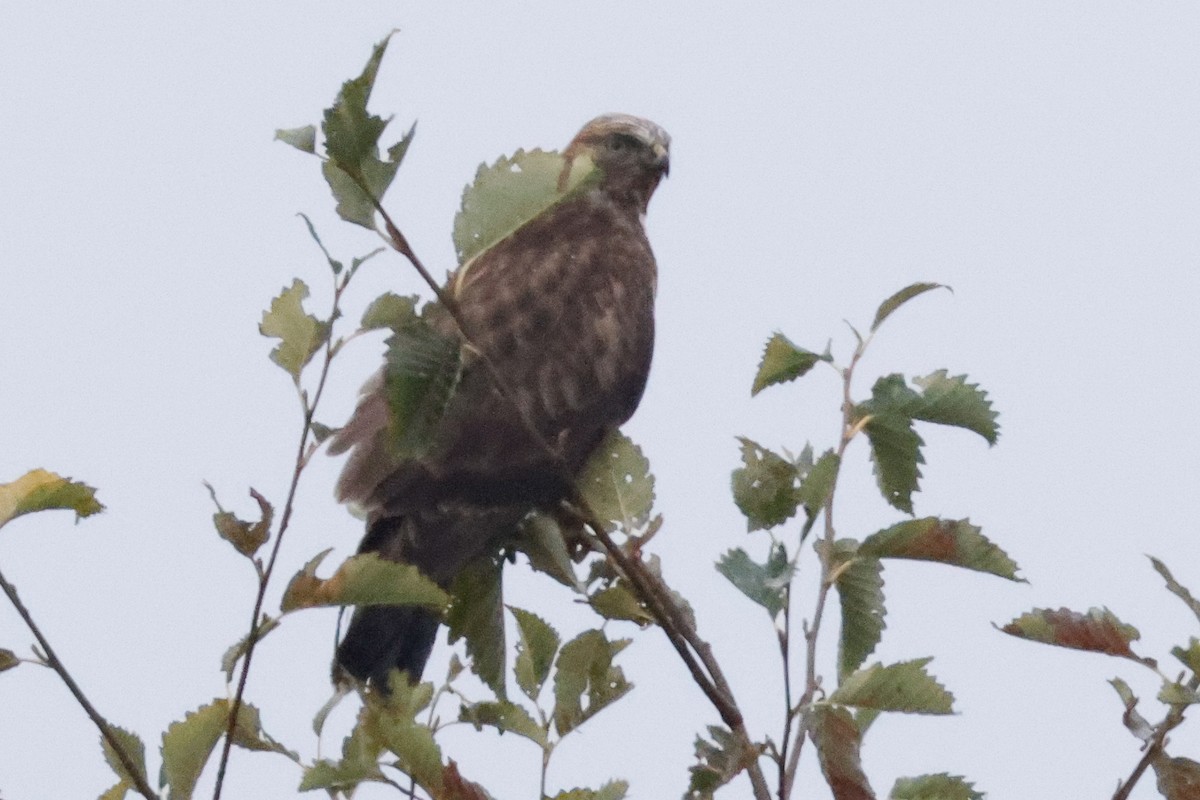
212 270 349 799
0 567 159 799
1112 674 1199 800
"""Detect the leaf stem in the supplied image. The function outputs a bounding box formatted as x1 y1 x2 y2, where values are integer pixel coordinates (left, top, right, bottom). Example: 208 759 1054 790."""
1112 674 1199 800
0 567 158 799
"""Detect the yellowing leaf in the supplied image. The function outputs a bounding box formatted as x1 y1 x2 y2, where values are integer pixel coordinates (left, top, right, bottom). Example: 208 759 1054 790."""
807 705 875 800
100 725 148 795
1000 607 1154 666
260 279 329 382
830 658 954 714
280 550 449 612
860 517 1021 581
0 469 103 530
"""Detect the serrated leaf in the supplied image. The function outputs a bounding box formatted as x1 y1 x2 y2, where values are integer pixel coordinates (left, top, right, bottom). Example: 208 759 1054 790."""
453 148 598 267
100 725 148 794
0 648 18 673
751 333 830 395
577 431 655 533
589 582 654 625
797 450 839 538
364 681 444 793
872 282 947 332
280 550 449 612
1000 607 1153 665
207 485 273 559
860 518 1021 581
553 630 632 736
715 543 792 619
0 469 103 529
911 371 999 445
1155 756 1200 799
515 513 584 591
299 757 385 792
318 34 414 230
361 292 419 331
447 556 506 698
383 320 463 458
275 125 316 153
511 606 560 702
1151 557 1200 627
459 700 547 746
228 703 298 760
860 409 924 515
260 279 329 382
160 700 231 798
889 773 982 800
99 781 130 800
830 658 954 714
685 725 748 799
807 705 875 800
1109 677 1155 743
731 438 800 531
220 615 281 683
824 539 887 679
549 780 629 800
441 760 492 800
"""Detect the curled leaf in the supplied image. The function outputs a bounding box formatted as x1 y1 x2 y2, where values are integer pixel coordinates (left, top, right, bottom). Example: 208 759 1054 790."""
0 469 103 529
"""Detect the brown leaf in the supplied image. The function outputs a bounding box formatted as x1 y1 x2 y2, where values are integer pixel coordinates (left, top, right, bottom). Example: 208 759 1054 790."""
1155 755 1200 800
1000 607 1154 666
437 760 490 800
807 706 875 800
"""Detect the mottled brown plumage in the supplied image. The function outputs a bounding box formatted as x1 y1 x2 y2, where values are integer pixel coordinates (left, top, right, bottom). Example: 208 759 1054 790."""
330 114 670 687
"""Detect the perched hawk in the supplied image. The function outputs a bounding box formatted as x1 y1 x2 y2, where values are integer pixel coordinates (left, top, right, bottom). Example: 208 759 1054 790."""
329 114 671 687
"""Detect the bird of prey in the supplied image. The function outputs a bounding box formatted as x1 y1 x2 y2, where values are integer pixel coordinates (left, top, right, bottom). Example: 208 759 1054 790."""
328 113 671 688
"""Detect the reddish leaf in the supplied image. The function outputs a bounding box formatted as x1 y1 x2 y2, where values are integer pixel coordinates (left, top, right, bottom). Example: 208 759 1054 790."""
1155 756 1200 800
807 706 875 800
1000 608 1154 667
439 760 490 800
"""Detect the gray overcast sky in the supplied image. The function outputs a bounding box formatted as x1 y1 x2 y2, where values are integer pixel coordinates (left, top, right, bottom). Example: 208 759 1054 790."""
3 2 1199 798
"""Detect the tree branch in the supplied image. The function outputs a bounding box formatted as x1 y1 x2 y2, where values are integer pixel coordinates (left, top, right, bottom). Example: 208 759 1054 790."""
0 567 158 799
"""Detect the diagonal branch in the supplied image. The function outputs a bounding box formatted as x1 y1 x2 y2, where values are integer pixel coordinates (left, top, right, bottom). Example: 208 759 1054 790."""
0 567 158 799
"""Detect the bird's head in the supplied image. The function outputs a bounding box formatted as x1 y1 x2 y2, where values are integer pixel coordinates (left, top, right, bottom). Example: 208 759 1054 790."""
560 113 671 212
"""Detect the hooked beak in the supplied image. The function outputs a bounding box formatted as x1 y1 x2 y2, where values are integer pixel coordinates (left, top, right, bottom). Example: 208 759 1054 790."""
652 142 670 177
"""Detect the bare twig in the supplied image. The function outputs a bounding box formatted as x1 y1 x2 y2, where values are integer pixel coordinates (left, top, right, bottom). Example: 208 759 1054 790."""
0 567 159 799
212 268 350 799
1112 674 1199 800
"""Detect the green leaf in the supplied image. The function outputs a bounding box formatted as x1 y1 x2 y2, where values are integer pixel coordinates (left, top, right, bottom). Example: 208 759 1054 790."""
100 725 148 795
860 517 1021 581
220 615 281 683
453 148 598 267
383 320 463 458
447 556 506 697
299 757 385 792
364 682 444 794
1159 681 1200 705
872 282 948 332
549 780 629 800
1000 607 1154 666
911 371 999 445
206 484 273 559
361 292 419 331
824 539 887 679
515 513 585 591
830 658 954 714
280 550 449 612
807 705 874 800
889 773 982 800
553 630 633 736
685 726 748 799
459 700 547 746
1154 756 1200 799
751 333 830 395
274 124 316 153
715 542 792 619
1150 557 1200 627
260 279 329 382
0 469 103 529
160 700 232 798
1172 638 1200 676
0 648 18 673
297 212 343 274
861 409 924 515
318 34 415 230
512 606 561 702
589 582 654 625
576 431 655 533
796 449 840 538
731 438 800 531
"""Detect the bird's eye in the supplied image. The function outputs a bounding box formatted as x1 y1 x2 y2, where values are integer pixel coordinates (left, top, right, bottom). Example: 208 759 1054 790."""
608 135 628 152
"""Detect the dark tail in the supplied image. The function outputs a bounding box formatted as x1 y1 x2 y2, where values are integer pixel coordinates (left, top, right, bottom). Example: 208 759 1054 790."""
336 604 441 687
